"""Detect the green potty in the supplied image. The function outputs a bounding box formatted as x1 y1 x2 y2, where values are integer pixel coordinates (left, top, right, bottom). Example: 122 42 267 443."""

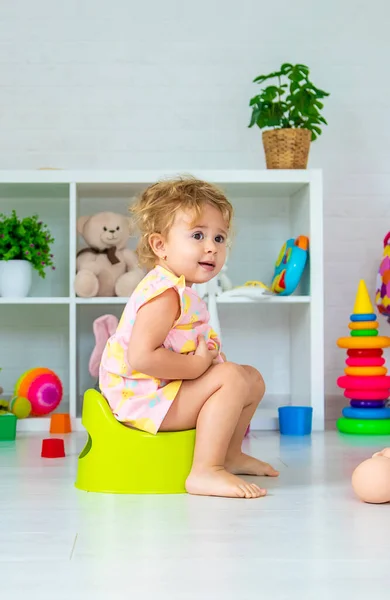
0 412 17 441
75 389 196 494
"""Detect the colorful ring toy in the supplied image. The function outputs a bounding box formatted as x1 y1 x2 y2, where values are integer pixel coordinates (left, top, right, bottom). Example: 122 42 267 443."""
347 349 383 357
346 357 385 367
338 375 390 389
350 400 386 408
337 336 390 349
344 366 387 376
345 389 390 400
337 417 390 435
342 406 390 419
351 329 379 337
348 321 378 330
350 313 377 322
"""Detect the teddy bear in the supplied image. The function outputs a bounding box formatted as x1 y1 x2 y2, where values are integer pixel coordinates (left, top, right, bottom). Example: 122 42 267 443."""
74 211 145 298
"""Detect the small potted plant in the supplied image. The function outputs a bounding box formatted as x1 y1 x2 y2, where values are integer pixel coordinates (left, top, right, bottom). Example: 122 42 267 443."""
0 210 55 297
248 63 330 169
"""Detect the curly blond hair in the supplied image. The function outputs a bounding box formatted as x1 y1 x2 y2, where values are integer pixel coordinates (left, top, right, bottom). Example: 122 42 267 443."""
130 176 233 270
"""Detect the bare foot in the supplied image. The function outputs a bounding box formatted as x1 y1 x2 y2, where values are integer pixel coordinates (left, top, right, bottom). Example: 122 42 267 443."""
185 466 267 499
226 452 279 477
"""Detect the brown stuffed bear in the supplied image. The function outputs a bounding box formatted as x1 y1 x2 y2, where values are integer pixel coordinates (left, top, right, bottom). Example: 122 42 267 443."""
74 211 145 297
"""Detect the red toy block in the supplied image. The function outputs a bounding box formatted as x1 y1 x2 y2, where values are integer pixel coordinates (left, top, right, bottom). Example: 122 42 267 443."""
41 438 65 458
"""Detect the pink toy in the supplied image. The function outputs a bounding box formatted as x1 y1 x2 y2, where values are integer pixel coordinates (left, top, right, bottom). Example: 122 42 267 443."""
337 375 390 389
89 314 119 378
346 357 385 367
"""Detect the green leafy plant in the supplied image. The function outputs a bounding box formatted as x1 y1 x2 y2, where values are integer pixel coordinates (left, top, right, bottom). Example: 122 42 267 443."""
248 63 330 140
0 210 55 278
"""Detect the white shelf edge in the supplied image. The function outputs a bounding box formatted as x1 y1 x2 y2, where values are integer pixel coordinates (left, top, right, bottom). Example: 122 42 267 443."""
69 183 77 420
0 169 321 185
216 295 311 304
0 297 70 304
0 295 311 306
76 297 129 304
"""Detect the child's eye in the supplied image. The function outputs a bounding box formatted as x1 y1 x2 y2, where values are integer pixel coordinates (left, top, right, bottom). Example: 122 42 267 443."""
192 232 204 240
215 235 225 243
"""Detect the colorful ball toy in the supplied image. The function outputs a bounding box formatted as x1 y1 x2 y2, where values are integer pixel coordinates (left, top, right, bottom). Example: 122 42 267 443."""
14 368 63 417
336 280 390 434
376 231 390 321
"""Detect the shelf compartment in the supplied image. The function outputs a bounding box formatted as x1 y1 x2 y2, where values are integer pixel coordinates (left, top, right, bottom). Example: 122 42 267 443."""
0 304 70 418
0 183 70 298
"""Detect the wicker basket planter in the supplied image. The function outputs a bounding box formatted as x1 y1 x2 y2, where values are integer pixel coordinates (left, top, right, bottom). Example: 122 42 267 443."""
262 128 311 169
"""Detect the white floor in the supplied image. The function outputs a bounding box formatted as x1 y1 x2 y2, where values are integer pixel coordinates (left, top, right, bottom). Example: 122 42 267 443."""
1 430 390 600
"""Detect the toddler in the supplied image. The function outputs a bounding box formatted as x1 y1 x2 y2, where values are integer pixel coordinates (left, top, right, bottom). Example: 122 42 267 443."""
99 176 279 498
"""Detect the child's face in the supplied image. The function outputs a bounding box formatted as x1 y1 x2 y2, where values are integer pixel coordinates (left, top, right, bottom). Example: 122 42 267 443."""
160 203 228 285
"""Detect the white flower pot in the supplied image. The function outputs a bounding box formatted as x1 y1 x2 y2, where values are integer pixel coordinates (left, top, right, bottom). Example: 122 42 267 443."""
0 260 33 297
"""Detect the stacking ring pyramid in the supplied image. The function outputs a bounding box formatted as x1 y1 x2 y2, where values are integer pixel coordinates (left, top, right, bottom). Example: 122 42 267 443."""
337 280 390 434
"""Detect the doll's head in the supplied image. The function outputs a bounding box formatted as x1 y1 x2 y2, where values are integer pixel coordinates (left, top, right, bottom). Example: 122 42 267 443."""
352 454 390 504
131 177 233 285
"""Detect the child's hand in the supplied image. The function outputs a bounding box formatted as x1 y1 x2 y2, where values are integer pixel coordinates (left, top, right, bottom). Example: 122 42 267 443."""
194 335 218 374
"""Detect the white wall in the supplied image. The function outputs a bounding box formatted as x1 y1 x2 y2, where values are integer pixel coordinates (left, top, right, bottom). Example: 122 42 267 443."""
0 0 389 413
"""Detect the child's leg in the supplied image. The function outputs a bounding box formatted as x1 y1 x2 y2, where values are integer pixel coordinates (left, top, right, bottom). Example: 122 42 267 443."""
225 365 279 478
160 362 265 499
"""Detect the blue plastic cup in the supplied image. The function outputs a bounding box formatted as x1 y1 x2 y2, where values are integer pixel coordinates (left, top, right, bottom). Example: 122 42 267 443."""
278 406 313 436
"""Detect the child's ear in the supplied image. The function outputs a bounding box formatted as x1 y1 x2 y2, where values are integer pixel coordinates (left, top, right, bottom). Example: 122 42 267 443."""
148 233 166 259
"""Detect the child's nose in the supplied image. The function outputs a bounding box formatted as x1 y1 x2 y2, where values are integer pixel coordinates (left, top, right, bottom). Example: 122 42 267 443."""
205 240 217 253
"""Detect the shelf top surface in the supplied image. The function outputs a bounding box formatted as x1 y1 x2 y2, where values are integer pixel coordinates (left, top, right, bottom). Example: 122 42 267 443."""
0 169 322 200
0 169 322 185
0 295 311 305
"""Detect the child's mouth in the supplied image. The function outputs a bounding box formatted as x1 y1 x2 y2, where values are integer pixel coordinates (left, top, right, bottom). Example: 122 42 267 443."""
198 262 215 271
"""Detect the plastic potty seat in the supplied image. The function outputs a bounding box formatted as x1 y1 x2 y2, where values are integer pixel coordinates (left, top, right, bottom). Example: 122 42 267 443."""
75 389 196 494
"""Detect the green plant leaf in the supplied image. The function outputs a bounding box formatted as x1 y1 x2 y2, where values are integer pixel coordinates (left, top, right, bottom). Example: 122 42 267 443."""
248 62 329 139
280 63 293 74
253 69 285 84
0 210 55 278
248 107 260 127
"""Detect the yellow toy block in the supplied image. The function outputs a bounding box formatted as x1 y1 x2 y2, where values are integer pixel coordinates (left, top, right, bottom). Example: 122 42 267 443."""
75 389 195 494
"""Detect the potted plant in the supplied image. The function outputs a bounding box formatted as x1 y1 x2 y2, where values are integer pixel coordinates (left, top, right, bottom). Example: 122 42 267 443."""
0 210 55 297
248 63 330 169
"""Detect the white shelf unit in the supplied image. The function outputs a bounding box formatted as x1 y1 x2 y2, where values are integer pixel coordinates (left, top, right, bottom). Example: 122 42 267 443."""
0 170 323 432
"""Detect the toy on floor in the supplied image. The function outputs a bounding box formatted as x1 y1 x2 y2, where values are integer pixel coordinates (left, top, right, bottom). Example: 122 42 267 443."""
219 235 309 299
41 438 65 458
352 448 390 503
375 231 390 322
0 412 16 441
50 413 72 434
75 211 144 298
336 280 390 434
0 396 31 419
14 368 63 416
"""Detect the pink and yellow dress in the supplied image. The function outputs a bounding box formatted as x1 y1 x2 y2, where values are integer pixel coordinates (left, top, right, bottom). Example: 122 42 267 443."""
99 265 223 434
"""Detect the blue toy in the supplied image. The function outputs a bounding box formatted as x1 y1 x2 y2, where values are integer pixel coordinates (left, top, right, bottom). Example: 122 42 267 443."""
270 236 309 296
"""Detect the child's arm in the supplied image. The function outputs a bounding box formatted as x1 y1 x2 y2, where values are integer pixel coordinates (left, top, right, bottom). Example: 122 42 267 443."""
128 288 217 380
